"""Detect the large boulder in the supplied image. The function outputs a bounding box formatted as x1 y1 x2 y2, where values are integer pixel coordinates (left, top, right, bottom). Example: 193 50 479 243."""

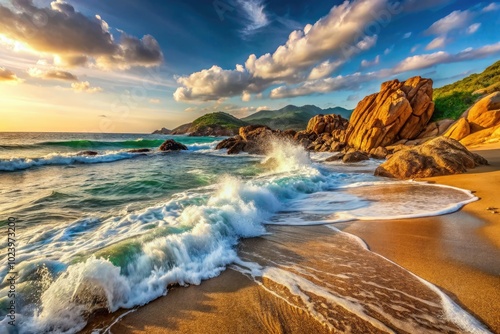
417 119 454 139
215 125 284 155
460 124 500 147
306 114 349 139
159 139 188 151
343 151 369 163
443 118 471 141
346 76 434 152
466 92 500 132
374 137 488 179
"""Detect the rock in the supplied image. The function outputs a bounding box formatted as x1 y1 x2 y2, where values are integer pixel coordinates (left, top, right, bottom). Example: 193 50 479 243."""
330 141 345 152
159 139 188 151
374 137 488 179
346 76 434 152
152 127 171 135
369 146 388 159
325 153 344 162
342 151 369 163
127 148 152 153
417 119 454 139
77 150 99 156
306 114 349 137
215 136 240 150
443 118 471 141
466 92 500 132
227 141 246 155
239 125 273 141
460 124 500 147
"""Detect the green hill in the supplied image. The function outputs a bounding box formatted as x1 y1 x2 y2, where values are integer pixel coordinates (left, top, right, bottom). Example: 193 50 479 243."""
433 59 500 120
171 112 248 136
242 104 352 130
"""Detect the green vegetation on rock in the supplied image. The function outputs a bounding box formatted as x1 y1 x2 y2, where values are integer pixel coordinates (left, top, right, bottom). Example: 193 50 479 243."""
432 59 500 120
191 112 247 130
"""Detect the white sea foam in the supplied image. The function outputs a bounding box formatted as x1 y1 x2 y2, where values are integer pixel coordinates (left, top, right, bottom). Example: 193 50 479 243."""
0 151 147 172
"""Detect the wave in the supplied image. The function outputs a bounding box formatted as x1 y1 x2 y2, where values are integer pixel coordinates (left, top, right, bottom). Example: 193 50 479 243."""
0 141 481 333
0 151 148 172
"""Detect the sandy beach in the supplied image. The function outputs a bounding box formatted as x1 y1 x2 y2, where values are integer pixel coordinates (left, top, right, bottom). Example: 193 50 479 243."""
82 143 500 334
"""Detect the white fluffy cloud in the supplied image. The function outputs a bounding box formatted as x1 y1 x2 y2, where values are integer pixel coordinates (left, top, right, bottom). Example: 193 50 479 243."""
466 23 481 35
361 55 380 68
426 10 473 35
71 81 102 93
425 36 447 50
237 0 269 35
394 42 500 73
482 3 500 12
174 0 387 102
0 0 163 70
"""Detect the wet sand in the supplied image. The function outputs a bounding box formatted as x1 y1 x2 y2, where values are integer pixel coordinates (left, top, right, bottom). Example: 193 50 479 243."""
81 143 500 334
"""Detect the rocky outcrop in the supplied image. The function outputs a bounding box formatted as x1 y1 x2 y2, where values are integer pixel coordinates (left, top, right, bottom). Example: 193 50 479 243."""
443 118 470 141
343 151 369 163
159 139 188 151
216 125 294 155
465 92 500 132
416 119 454 140
77 151 99 156
374 137 488 179
306 114 349 139
189 126 239 137
127 148 152 153
152 127 171 135
346 76 434 152
460 124 500 146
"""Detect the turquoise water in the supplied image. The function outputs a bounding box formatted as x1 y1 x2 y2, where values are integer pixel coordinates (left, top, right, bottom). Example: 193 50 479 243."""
0 132 480 333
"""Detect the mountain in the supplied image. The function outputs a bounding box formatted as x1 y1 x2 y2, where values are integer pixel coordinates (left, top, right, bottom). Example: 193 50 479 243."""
433 59 500 120
152 127 171 134
242 105 352 130
170 112 248 136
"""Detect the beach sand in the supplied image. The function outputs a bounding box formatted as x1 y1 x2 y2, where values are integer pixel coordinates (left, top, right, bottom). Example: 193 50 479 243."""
81 143 500 334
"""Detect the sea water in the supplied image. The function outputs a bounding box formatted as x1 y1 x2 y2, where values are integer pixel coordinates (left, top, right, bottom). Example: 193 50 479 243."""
0 132 486 333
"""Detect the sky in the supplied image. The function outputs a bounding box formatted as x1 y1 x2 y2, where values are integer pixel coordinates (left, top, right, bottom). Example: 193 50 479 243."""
0 0 499 133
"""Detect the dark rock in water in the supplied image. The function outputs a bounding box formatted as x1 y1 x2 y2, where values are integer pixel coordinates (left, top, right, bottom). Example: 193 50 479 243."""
159 139 188 151
216 136 240 150
227 141 246 155
342 151 369 163
77 150 99 156
128 148 152 153
325 153 344 162
375 137 488 179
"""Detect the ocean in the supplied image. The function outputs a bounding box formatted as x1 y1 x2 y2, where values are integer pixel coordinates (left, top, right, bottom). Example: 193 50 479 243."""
0 132 489 333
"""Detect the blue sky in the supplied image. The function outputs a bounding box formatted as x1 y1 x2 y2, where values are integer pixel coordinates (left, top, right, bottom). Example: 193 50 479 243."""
0 0 499 132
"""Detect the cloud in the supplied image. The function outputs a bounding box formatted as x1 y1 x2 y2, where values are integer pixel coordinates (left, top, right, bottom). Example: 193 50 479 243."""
361 55 380 68
71 81 102 93
241 91 251 102
425 36 447 50
347 94 360 101
149 98 161 104
466 23 481 34
384 46 394 55
0 0 163 70
308 60 343 80
411 45 420 53
175 0 386 102
426 10 473 35
270 73 372 99
482 2 500 12
28 68 78 81
403 32 412 39
0 67 21 82
394 42 500 73
237 0 269 35
256 106 269 112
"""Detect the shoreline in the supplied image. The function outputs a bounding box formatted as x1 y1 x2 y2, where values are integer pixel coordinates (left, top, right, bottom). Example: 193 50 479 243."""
81 143 500 334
